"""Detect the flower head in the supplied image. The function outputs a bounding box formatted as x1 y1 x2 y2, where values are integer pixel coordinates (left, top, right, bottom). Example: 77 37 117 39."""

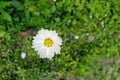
53 0 56 2
21 52 26 59
32 29 62 59
74 36 79 39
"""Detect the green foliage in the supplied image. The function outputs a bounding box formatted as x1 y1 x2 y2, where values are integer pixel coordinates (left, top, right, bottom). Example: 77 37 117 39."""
78 55 120 80
0 0 120 79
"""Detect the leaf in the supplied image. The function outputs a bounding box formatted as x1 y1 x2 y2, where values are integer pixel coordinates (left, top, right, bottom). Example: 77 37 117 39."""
1 12 12 21
0 39 3 43
28 5 39 16
11 1 24 10
24 9 30 22
0 1 11 9
16 28 36 37
0 29 5 37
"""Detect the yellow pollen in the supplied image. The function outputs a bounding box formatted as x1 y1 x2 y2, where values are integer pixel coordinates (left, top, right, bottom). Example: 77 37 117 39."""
44 38 53 47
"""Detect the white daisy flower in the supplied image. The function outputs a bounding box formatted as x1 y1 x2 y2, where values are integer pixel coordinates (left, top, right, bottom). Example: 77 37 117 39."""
74 36 79 39
53 0 56 2
32 29 62 59
89 14 93 19
21 52 26 59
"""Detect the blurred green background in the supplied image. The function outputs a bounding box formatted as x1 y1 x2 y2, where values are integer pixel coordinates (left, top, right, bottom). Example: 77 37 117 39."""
0 0 120 80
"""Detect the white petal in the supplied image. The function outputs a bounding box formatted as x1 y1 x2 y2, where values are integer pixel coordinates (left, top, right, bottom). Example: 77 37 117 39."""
38 47 55 59
46 48 55 59
52 37 62 45
37 29 50 39
49 30 58 36
32 43 44 51
38 47 48 58
32 40 43 45
51 45 61 54
33 34 45 41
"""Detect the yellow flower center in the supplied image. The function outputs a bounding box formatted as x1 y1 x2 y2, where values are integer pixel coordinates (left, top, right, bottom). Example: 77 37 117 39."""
44 38 53 47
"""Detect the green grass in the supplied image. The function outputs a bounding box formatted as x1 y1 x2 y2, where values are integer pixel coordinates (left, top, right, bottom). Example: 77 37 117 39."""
0 0 120 79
